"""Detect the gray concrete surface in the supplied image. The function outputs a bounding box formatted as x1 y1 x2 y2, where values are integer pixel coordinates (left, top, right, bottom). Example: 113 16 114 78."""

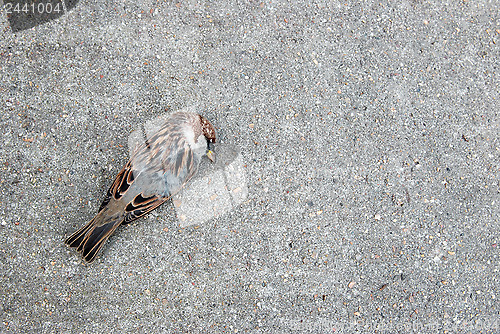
1 0 499 333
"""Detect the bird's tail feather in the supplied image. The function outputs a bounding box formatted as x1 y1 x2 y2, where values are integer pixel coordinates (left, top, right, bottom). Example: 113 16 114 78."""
65 213 123 263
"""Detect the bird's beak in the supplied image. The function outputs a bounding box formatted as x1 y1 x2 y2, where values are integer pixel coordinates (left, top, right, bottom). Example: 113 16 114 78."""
206 150 216 163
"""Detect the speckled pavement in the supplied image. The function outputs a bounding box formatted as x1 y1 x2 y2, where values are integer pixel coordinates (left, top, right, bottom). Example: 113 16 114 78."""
0 1 499 333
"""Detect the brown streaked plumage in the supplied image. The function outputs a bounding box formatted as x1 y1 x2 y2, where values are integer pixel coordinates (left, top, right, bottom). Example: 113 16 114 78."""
65 112 216 263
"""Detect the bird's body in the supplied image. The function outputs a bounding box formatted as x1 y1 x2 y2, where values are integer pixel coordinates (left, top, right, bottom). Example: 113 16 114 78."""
65 112 216 263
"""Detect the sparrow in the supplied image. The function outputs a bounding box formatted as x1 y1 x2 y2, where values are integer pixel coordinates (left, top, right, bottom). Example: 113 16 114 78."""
65 112 216 263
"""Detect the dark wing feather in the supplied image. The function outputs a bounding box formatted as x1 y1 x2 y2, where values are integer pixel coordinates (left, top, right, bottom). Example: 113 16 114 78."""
98 191 112 212
112 160 136 200
98 160 134 211
123 193 168 224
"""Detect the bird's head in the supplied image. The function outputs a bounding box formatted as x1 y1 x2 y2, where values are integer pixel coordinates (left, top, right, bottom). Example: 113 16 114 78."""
199 115 216 162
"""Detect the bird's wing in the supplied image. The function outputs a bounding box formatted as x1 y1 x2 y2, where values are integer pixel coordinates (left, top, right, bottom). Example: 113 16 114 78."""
98 119 198 224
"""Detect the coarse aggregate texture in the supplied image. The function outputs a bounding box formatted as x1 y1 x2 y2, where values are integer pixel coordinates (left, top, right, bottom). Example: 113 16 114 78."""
0 0 499 333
